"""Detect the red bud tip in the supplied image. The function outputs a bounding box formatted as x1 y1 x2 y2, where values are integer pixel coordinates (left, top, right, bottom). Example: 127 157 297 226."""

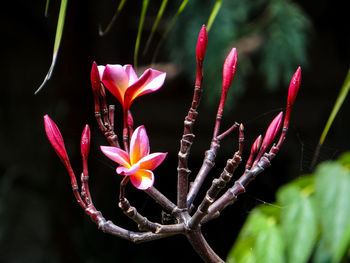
81 124 91 157
261 112 283 149
196 25 208 66
251 135 262 154
287 66 301 106
246 134 262 169
127 110 134 128
222 48 238 93
91 61 101 94
44 115 69 163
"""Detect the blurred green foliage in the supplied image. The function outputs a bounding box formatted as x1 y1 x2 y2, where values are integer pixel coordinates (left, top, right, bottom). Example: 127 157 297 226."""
166 0 311 106
227 152 350 263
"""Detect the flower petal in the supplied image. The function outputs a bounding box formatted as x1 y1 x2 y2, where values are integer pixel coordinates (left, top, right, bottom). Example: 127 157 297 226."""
130 126 150 164
123 65 138 86
130 169 154 190
97 65 105 81
138 152 167 171
124 69 166 109
123 69 151 109
133 69 166 99
102 64 129 105
100 146 130 167
116 163 140 176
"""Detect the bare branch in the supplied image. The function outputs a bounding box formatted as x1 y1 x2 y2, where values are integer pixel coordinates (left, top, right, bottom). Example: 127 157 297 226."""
206 154 273 220
145 187 177 214
186 138 220 208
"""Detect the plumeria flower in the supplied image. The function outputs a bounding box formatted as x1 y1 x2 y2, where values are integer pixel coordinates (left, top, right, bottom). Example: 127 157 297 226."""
100 126 167 190
95 63 166 112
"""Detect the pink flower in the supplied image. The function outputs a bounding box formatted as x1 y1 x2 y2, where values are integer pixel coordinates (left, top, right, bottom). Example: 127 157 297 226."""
98 64 166 111
100 126 167 190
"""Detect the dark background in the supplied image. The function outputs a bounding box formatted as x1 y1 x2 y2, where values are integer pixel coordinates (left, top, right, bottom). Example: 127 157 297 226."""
0 0 349 262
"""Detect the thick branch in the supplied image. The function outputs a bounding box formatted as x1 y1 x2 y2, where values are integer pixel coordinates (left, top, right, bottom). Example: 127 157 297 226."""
145 187 177 214
187 230 224 263
189 152 242 228
186 139 220 208
177 85 203 209
119 198 185 234
84 204 176 243
205 154 273 221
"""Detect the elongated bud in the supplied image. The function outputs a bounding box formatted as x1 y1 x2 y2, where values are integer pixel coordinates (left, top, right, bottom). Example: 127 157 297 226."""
252 135 262 155
252 112 283 166
287 66 301 106
261 112 283 150
195 25 208 86
44 115 69 164
81 124 91 157
222 48 237 93
275 67 302 149
214 48 238 135
127 110 134 128
196 25 208 67
246 135 262 169
91 62 100 94
238 123 244 154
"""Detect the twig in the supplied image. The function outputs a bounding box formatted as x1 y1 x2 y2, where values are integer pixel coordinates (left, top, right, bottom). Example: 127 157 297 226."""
145 187 177 214
189 125 243 228
177 85 202 209
186 138 220 208
205 152 274 221
92 80 120 148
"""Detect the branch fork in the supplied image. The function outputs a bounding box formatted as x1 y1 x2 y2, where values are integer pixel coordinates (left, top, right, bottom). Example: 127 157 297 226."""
44 25 301 263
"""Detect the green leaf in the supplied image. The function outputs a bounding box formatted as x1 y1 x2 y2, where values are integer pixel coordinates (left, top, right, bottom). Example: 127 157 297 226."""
207 0 223 31
318 69 350 146
134 0 149 68
35 0 68 94
99 0 128 36
255 221 284 263
226 206 284 263
337 152 350 169
152 0 189 63
45 0 50 17
143 0 168 55
311 69 350 168
277 177 317 263
314 162 350 262
332 223 350 263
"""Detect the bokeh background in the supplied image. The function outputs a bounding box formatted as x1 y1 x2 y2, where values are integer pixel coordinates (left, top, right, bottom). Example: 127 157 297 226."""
1 0 349 262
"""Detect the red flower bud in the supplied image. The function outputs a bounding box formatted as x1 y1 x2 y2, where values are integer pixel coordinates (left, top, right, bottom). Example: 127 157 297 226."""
252 112 283 166
196 25 208 67
44 115 69 164
261 112 283 150
251 135 262 155
222 48 237 93
81 124 91 157
246 135 262 169
287 66 301 106
91 61 101 95
127 110 134 128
